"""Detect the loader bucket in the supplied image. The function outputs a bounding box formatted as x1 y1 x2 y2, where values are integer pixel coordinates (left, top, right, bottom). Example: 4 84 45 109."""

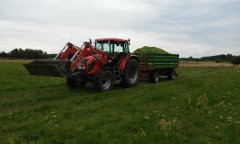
23 60 71 77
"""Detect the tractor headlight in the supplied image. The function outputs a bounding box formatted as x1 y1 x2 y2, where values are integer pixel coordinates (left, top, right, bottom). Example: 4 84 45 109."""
78 65 85 69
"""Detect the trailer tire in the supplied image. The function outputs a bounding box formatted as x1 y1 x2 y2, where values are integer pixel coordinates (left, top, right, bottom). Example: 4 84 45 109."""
67 74 86 89
94 70 114 91
149 71 159 83
121 58 139 87
167 69 176 80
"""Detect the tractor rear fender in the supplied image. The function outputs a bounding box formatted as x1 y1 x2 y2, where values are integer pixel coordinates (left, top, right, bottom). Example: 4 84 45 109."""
119 55 140 71
130 55 140 63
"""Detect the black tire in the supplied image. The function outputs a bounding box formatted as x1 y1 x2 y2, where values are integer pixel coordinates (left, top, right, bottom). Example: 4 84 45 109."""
149 71 159 83
167 69 176 80
121 58 139 87
94 70 114 91
67 73 87 89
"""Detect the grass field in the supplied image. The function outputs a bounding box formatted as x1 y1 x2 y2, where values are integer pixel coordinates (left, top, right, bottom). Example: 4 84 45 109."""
0 60 240 144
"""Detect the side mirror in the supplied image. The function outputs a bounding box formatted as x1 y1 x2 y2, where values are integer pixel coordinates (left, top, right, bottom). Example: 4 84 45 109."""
89 39 92 44
128 39 130 45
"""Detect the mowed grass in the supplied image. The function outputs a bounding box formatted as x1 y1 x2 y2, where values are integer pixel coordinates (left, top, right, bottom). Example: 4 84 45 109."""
0 60 240 144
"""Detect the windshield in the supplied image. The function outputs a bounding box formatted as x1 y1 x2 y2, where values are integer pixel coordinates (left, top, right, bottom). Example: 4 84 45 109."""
95 41 125 53
96 42 111 52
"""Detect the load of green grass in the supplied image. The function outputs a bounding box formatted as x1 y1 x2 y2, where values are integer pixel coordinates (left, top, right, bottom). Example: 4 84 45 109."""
133 46 169 55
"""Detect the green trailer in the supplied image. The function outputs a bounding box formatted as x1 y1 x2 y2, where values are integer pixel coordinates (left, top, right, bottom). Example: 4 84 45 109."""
137 54 179 82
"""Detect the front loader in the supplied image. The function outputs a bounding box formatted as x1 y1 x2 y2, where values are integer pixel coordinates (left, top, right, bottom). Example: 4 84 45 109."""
24 38 140 91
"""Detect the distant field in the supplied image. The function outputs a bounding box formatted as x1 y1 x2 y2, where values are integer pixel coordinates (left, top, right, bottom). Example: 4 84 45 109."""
179 61 234 67
0 60 240 143
0 59 33 64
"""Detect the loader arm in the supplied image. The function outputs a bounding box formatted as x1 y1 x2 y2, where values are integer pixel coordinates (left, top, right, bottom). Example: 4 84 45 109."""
70 42 108 72
59 43 78 60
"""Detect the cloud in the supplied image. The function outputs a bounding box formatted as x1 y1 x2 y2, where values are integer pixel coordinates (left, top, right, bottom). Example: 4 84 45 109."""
0 0 240 57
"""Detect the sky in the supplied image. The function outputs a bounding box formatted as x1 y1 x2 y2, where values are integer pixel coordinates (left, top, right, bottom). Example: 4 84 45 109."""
0 0 240 57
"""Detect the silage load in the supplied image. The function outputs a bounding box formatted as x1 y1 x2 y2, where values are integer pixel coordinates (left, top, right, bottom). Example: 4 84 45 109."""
133 46 169 55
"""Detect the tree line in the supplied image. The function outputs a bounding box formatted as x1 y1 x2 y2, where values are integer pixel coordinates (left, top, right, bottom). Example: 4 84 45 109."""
0 48 56 59
180 54 240 65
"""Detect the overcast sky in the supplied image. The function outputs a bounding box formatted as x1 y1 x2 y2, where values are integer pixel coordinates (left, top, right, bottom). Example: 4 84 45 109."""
0 0 239 57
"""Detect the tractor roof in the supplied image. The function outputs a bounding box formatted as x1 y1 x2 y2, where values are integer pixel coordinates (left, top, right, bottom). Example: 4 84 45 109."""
95 38 128 42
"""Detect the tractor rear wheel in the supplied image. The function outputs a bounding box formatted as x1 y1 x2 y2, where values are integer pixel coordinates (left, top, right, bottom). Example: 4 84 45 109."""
67 73 86 89
121 58 139 87
94 70 114 91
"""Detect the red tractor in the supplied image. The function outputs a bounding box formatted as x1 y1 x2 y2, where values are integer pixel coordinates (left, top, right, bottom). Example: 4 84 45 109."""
24 38 140 91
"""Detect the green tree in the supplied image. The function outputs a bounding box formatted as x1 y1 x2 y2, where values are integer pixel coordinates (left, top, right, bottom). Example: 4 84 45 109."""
231 56 240 65
0 51 8 57
9 48 48 59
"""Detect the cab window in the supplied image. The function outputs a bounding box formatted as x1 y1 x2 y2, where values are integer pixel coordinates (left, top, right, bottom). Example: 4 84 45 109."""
102 43 111 52
113 43 124 53
124 42 129 53
95 42 111 53
95 41 128 54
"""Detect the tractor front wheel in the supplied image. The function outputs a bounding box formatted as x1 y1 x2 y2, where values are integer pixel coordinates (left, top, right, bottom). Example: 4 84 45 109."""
121 58 139 87
94 70 114 91
67 73 87 89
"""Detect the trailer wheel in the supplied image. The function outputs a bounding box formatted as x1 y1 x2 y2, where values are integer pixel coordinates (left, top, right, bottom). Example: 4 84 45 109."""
167 69 176 80
67 74 86 89
149 71 159 83
121 59 139 87
94 70 114 91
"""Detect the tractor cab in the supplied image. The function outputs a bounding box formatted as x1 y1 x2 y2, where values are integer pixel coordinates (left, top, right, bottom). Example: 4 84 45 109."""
94 38 130 58
94 38 131 70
